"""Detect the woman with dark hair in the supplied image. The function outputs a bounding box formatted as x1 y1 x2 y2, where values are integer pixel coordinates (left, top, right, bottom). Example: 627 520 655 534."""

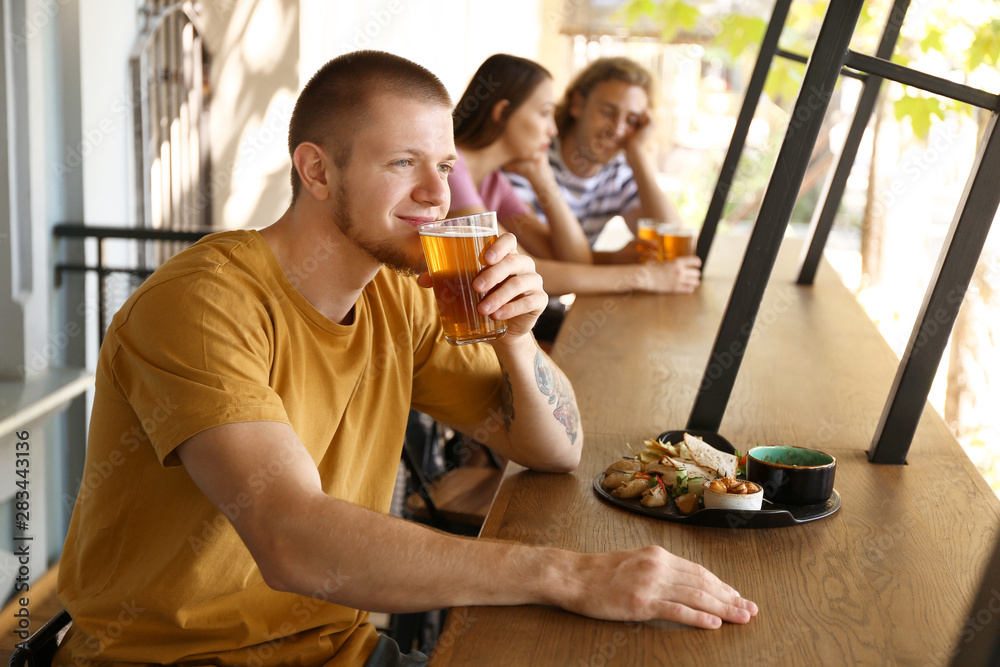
448 54 702 301
450 54 592 264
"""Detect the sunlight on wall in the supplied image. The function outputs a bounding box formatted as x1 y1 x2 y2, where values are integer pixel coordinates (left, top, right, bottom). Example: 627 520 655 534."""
223 91 297 226
305 0 551 104
208 0 298 231
210 0 559 230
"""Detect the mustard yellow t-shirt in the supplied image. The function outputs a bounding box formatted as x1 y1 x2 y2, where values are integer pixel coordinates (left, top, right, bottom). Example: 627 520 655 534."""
54 230 503 666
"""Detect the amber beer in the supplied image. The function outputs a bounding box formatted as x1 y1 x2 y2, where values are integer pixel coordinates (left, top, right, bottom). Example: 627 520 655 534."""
636 219 661 263
418 213 507 345
657 223 696 261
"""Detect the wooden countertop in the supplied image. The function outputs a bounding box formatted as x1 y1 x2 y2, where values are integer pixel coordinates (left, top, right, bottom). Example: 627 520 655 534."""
430 234 1000 666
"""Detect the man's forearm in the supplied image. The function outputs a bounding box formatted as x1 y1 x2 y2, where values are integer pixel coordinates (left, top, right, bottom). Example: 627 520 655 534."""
532 258 656 296
487 334 582 472
265 475 756 630
268 492 570 613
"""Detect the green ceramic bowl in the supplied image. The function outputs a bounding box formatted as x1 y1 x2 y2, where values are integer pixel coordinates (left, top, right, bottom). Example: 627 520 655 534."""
746 445 836 506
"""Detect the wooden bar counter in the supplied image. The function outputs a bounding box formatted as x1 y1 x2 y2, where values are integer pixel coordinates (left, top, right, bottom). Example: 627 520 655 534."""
430 234 1000 666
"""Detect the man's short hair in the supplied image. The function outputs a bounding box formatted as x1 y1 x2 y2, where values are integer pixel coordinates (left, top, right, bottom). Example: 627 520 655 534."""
287 50 452 201
554 57 655 138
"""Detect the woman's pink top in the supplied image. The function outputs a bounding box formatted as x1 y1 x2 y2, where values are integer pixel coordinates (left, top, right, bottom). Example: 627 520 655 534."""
448 151 528 223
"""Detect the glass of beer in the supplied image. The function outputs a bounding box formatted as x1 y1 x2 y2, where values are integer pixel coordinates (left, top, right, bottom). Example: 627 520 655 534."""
636 218 662 263
418 212 508 345
656 223 696 261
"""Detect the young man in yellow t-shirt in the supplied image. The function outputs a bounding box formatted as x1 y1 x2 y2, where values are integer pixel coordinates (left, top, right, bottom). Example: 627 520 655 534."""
54 51 757 667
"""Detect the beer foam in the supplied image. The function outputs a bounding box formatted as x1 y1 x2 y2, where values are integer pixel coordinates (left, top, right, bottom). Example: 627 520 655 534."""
418 225 495 238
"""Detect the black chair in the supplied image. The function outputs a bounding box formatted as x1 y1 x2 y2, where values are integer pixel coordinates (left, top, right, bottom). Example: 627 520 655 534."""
8 609 72 667
389 413 504 654
399 416 503 537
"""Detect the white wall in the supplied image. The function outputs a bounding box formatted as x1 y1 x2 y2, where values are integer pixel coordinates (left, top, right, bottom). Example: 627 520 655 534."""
303 0 547 98
204 0 300 232
210 0 561 232
78 0 137 227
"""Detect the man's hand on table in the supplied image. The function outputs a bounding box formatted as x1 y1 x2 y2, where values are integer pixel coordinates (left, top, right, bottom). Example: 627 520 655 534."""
547 545 758 629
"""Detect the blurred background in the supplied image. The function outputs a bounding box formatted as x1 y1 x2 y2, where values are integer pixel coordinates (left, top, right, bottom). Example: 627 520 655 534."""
1 0 998 603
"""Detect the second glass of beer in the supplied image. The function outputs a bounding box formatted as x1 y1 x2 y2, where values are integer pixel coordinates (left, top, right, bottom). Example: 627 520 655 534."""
418 212 508 345
656 223 696 261
636 219 662 263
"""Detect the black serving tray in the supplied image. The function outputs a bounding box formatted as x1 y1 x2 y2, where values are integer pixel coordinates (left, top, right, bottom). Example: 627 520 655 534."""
592 430 842 528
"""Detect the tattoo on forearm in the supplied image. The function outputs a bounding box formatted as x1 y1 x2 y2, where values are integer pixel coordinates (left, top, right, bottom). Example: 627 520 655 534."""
534 350 580 445
500 362 515 431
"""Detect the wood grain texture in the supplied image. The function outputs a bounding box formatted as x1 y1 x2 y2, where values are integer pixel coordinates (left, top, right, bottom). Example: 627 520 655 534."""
0 564 62 662
431 236 1000 666
406 466 504 526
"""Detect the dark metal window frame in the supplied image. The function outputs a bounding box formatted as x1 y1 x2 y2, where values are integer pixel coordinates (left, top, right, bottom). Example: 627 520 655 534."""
687 0 1000 466
53 224 214 345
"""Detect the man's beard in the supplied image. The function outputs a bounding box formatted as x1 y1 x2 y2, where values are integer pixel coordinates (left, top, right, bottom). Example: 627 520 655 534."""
333 182 426 276
566 130 619 172
582 134 620 164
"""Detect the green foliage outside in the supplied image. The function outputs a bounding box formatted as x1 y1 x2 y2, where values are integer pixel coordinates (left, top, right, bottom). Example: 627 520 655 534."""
619 0 999 139
618 0 1000 494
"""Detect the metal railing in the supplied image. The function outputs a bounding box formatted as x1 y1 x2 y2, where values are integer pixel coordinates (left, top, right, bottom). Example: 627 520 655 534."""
54 224 214 345
687 0 1000 465
55 3 215 346
130 1 211 248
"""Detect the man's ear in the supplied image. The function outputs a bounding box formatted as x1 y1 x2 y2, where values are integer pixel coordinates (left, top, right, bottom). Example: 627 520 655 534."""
491 99 511 124
292 142 332 201
569 90 585 119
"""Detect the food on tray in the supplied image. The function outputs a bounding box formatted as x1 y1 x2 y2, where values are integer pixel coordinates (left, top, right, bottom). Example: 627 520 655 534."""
611 478 650 499
604 459 642 476
705 477 761 495
683 433 738 478
601 433 744 515
640 483 668 508
702 477 764 510
674 492 700 514
600 471 635 489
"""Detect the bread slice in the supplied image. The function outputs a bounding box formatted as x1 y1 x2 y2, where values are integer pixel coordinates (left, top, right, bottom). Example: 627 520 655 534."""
663 455 720 481
683 433 738 479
